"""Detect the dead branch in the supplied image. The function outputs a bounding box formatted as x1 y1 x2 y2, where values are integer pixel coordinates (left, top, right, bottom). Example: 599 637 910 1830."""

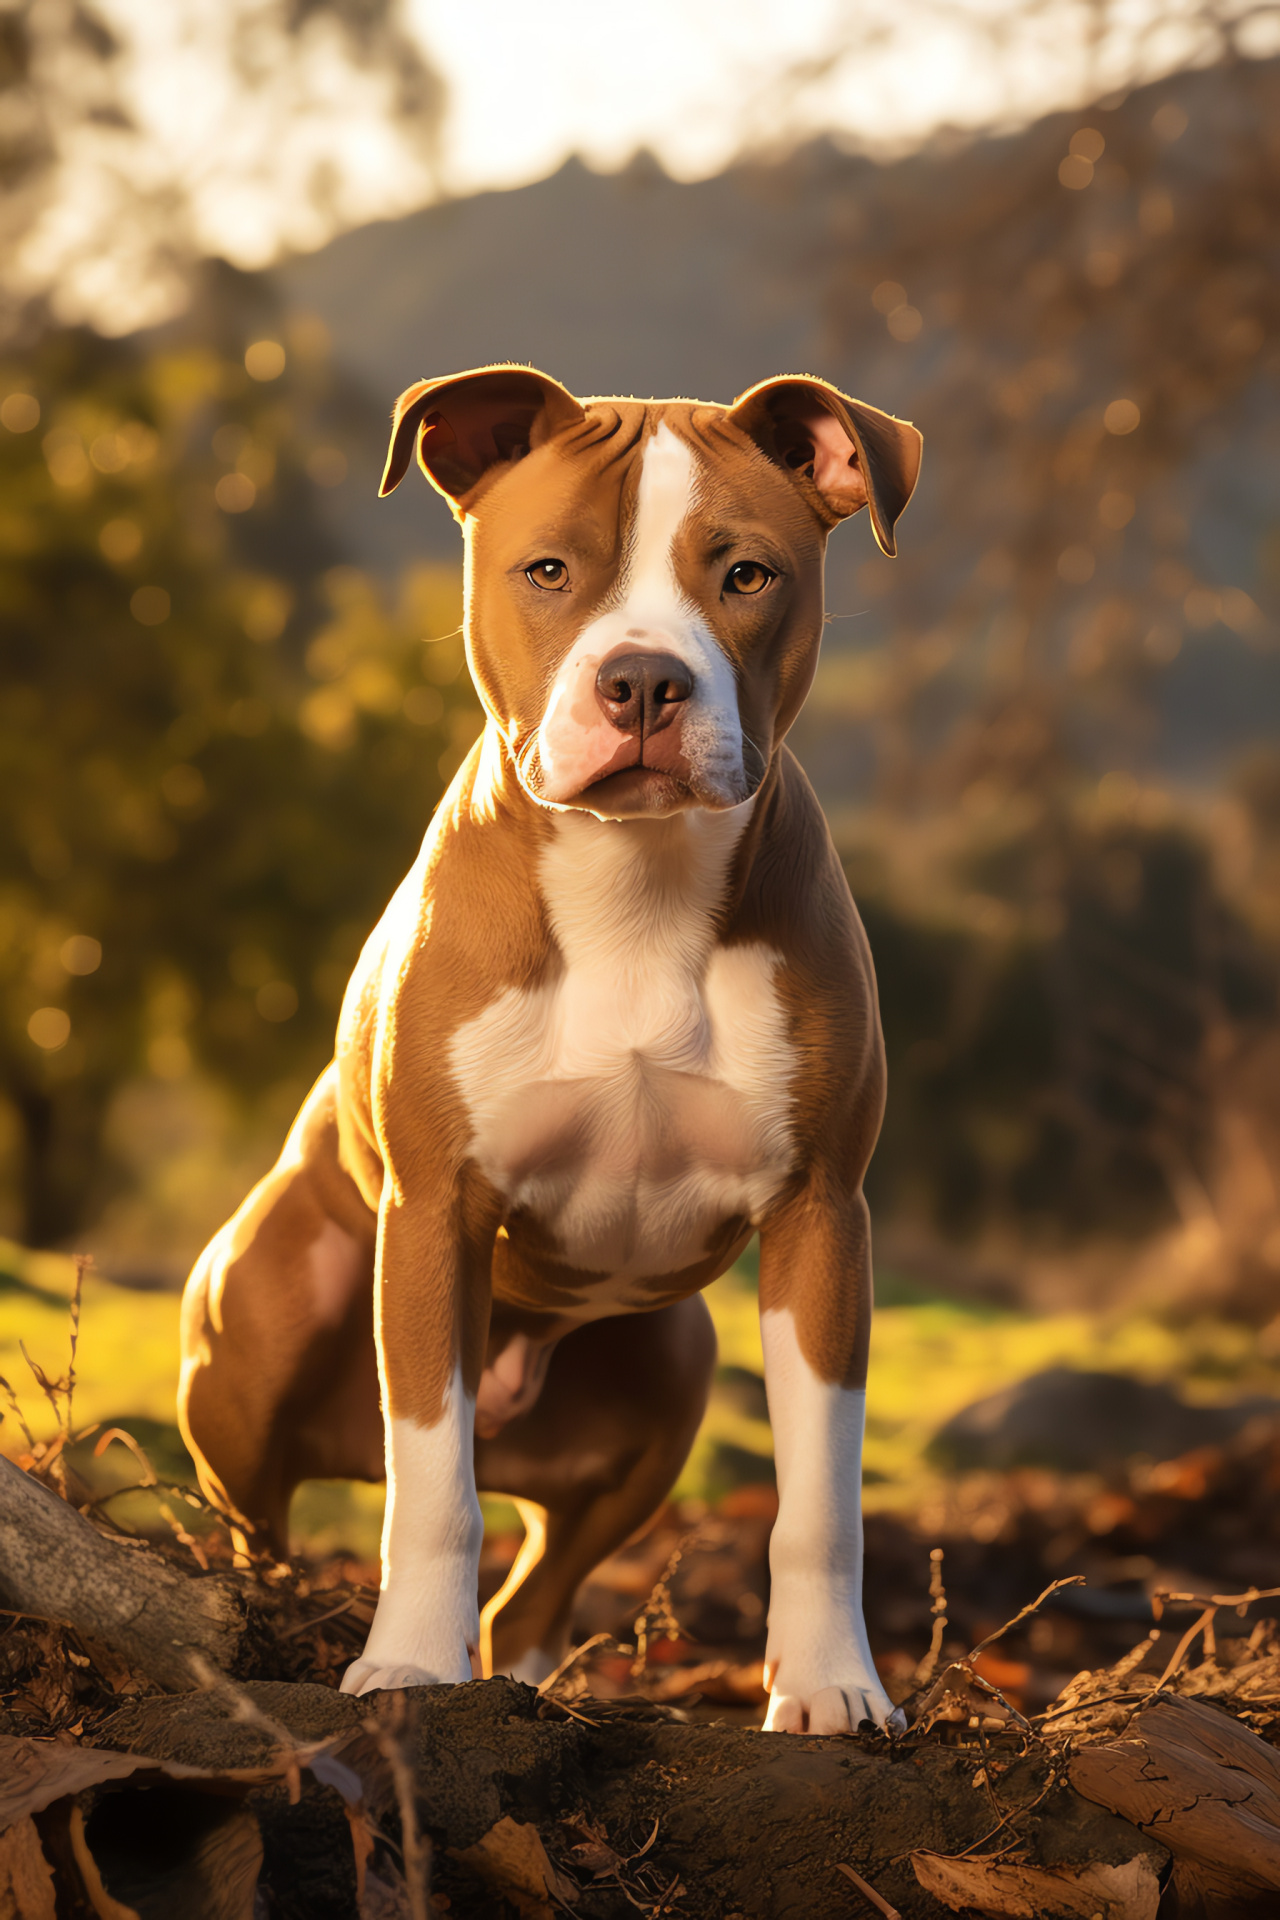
0 1454 257 1690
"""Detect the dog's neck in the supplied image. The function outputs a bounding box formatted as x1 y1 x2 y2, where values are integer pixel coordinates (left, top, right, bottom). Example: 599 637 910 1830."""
539 801 757 982
469 715 763 956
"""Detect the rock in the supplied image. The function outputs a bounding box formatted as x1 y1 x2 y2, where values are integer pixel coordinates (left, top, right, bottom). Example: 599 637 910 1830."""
929 1367 1280 1474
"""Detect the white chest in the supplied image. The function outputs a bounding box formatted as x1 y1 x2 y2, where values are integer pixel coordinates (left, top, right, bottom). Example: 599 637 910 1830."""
448 810 796 1297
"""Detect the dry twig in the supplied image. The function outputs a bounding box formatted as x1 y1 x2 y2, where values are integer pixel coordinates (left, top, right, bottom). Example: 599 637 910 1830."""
537 1631 614 1697
968 1577 1084 1661
631 1531 697 1681
912 1548 948 1690
836 1859 902 1918
365 1693 431 1920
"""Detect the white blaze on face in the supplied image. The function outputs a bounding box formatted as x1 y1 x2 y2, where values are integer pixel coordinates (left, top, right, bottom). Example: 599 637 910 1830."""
535 422 745 812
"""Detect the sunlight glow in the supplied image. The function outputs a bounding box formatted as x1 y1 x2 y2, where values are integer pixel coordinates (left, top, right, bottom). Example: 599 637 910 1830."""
412 0 1280 192
5 0 1277 335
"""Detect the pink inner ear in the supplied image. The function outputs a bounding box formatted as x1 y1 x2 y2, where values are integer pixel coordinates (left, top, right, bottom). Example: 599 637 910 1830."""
803 404 869 509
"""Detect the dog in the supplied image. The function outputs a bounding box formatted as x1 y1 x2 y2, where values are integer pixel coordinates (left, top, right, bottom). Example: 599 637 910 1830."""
178 365 921 1734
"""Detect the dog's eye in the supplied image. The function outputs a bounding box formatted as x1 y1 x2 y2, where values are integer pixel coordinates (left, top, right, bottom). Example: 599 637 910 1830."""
526 559 569 591
724 561 775 596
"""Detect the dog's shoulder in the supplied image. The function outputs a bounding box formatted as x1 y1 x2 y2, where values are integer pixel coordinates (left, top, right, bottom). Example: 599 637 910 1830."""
728 750 883 1152
729 748 869 968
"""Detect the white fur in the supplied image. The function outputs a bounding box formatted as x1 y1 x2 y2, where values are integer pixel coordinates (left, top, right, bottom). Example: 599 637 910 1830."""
340 1364 482 1695
536 424 745 811
760 1306 895 1734
449 804 796 1302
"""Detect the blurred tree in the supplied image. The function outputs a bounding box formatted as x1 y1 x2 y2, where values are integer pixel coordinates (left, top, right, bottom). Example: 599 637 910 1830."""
853 779 1279 1271
0 308 476 1247
783 46 1280 1291
0 0 444 337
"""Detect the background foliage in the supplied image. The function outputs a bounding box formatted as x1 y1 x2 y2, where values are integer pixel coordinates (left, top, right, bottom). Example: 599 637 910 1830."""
0 293 478 1256
0 10 1277 1330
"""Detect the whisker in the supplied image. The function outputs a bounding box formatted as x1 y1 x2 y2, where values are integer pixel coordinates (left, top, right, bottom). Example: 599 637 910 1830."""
740 727 769 788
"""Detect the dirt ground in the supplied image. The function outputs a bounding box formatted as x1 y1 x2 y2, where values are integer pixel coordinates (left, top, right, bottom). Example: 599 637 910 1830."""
6 1409 1280 1915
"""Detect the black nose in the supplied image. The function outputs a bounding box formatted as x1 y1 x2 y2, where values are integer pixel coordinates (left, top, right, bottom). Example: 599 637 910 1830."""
595 651 693 734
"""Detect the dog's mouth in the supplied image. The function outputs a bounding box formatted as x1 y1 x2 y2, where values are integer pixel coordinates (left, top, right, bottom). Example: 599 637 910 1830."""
519 709 754 819
527 736 757 819
577 764 697 818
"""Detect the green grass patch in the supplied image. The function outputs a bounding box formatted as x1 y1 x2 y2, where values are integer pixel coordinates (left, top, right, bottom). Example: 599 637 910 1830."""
0 1240 181 1436
6 1233 1280 1561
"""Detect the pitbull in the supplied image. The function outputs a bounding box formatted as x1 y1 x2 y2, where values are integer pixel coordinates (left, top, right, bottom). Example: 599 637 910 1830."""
178 365 921 1734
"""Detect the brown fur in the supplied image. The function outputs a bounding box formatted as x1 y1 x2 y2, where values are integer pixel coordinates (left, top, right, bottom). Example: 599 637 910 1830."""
178 368 920 1674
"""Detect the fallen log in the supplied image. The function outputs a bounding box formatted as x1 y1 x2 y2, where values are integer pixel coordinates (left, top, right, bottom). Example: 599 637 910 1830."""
0 1455 267 1691
11 1458 1280 1917
3 1678 1168 1920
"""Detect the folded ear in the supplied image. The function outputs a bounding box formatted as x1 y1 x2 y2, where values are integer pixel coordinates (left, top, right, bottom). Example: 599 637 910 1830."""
379 365 586 513
728 375 923 556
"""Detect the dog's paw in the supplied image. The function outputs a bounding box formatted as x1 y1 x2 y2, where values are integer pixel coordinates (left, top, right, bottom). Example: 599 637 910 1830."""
762 1613 901 1735
763 1675 902 1735
340 1642 478 1696
340 1658 436 1696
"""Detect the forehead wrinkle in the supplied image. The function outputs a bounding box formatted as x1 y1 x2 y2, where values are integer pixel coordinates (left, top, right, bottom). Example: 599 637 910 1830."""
587 412 646 467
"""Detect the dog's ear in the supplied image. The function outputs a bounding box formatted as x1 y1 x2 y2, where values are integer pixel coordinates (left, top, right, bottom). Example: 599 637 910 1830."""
379 365 586 512
728 375 922 556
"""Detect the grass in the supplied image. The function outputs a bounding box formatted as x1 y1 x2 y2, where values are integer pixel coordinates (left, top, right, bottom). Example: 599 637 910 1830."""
0 1242 182 1435
6 1233 1280 1564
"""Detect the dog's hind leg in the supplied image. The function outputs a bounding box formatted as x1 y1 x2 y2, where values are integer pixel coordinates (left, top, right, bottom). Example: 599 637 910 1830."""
178 1066 381 1558
474 1294 716 1682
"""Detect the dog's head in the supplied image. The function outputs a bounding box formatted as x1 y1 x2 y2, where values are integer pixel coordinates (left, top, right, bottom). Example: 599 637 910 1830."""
380 366 922 820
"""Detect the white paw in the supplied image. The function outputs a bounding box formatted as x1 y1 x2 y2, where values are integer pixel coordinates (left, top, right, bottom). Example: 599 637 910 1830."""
763 1674 902 1735
340 1658 438 1696
340 1636 479 1695
763 1614 901 1735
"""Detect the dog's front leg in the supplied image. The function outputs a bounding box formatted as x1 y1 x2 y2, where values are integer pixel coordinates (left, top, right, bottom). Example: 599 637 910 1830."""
758 1186 898 1735
341 1185 494 1696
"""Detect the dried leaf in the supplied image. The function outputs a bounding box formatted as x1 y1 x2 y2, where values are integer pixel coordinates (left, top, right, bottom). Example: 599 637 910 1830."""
912 1660 1022 1733
0 1733 280 1829
558 1811 621 1877
911 1849 1162 1919
449 1815 575 1919
0 1816 57 1920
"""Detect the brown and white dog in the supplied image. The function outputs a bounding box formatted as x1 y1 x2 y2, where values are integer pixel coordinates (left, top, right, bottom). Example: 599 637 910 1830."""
178 366 922 1734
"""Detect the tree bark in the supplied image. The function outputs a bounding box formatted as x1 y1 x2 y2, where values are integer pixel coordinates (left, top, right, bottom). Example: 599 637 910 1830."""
0 1456 258 1690
1072 1693 1280 1919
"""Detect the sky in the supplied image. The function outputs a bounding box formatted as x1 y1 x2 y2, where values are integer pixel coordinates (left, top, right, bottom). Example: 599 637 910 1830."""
7 0 1278 335
411 0 1279 190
